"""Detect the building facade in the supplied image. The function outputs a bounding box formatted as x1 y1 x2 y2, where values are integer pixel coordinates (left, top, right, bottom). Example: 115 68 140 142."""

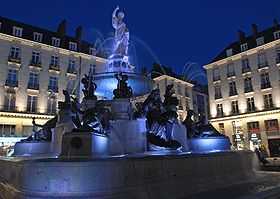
205 20 280 156
0 16 107 148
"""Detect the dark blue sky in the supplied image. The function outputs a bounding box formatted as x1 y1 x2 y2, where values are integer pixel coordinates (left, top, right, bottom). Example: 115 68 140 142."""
1 0 280 82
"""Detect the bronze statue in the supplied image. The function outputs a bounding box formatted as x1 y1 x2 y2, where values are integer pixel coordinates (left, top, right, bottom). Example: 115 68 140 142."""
113 73 133 99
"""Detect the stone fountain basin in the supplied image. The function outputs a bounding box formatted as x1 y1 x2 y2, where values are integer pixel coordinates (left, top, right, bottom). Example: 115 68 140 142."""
0 151 254 199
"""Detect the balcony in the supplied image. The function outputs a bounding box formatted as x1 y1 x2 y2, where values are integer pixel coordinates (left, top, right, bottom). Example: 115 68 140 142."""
49 64 60 74
227 72 236 78
247 107 256 113
264 104 275 110
0 105 17 112
8 56 21 65
66 68 77 77
27 83 39 91
216 112 224 118
261 83 272 90
230 110 239 115
244 86 253 93
5 80 18 88
242 67 251 74
258 62 269 70
229 90 238 97
29 61 42 70
48 86 58 93
214 94 222 100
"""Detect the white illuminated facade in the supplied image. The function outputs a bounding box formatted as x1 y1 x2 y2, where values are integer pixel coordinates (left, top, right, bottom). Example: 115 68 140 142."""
0 16 106 148
205 21 280 156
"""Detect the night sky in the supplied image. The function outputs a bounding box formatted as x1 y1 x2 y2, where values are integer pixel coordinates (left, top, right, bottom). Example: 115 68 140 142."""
1 0 280 83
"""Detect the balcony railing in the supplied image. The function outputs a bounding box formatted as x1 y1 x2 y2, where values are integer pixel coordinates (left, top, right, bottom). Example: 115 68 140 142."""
247 107 256 113
67 68 77 75
229 90 238 96
5 80 18 88
49 64 60 71
216 112 224 118
29 60 42 68
258 62 269 69
0 105 17 112
242 67 251 74
264 104 274 110
261 83 272 89
48 86 58 93
244 86 253 93
27 83 39 90
8 56 21 64
227 72 236 78
215 94 222 99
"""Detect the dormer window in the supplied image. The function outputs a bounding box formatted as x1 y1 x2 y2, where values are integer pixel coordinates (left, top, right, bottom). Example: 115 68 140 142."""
274 31 280 40
33 32 43 42
89 47 96 55
69 42 77 51
12 26 23 37
256 37 264 46
240 43 248 52
226 48 233 57
0 22 2 30
51 37 60 47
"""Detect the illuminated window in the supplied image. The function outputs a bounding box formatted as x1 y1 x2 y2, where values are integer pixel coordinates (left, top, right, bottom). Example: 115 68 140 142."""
263 94 273 109
51 37 60 47
48 76 58 92
216 103 223 117
247 97 255 112
6 69 18 87
256 37 264 46
231 100 239 114
0 124 15 137
244 77 253 93
33 32 43 42
27 95 37 113
274 31 280 40
69 42 77 51
12 26 22 37
4 91 16 111
47 96 57 114
28 72 39 90
229 81 237 96
240 43 248 52
260 72 271 89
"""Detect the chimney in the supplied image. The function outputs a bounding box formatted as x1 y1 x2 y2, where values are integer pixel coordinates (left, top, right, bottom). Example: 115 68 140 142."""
273 18 279 28
237 30 246 42
57 19 67 36
251 24 258 37
75 26 83 41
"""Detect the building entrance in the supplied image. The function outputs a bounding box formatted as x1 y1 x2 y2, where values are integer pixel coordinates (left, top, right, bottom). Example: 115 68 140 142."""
268 138 280 157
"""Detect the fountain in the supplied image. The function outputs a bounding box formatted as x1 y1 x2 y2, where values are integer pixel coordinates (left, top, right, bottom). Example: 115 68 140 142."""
0 7 255 199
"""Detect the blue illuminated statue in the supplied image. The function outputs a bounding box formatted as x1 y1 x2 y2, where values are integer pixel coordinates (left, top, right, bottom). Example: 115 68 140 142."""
112 6 129 57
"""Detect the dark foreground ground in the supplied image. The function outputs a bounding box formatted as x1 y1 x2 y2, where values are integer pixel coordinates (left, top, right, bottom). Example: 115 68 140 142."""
187 171 280 199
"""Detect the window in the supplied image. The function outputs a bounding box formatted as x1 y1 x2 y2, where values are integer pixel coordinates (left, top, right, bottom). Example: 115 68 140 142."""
89 64 96 75
265 119 279 132
227 63 235 77
240 43 248 52
264 94 273 109
50 55 59 67
33 32 43 42
242 58 250 73
66 80 76 95
256 37 264 46
276 49 280 64
229 81 237 96
231 100 239 114
185 98 190 110
4 92 16 111
247 122 260 133
47 96 57 114
214 85 222 99
212 68 220 81
258 52 268 68
178 98 183 110
67 60 76 73
274 31 280 40
69 42 77 51
6 69 18 87
244 77 253 93
89 47 96 55
218 123 225 134
226 49 233 57
12 26 22 37
216 104 223 117
184 87 189 97
28 72 39 90
0 125 15 137
31 51 41 65
260 72 271 89
27 95 37 113
48 76 58 92
177 84 182 95
51 37 60 47
9 46 21 61
247 97 255 112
